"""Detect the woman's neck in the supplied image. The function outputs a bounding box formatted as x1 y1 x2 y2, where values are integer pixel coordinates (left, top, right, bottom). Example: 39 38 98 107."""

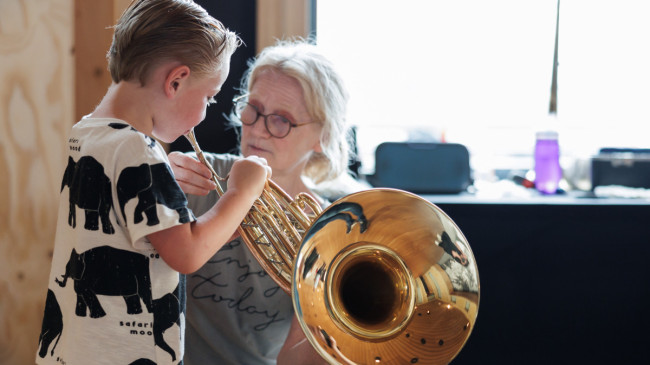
272 173 326 212
272 173 308 198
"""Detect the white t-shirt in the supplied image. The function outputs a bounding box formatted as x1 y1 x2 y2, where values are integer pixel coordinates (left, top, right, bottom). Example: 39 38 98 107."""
36 118 194 365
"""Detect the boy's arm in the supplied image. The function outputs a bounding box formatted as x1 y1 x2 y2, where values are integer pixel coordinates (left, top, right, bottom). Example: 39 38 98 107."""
148 156 270 274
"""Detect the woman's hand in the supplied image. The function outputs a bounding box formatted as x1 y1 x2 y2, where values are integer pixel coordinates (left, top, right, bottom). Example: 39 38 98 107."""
277 316 327 365
168 151 217 196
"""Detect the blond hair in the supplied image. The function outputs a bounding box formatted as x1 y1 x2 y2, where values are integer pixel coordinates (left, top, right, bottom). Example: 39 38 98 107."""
235 39 351 184
108 0 241 85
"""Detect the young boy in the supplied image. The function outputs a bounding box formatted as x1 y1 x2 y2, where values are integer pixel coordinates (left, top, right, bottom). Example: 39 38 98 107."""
35 1 270 364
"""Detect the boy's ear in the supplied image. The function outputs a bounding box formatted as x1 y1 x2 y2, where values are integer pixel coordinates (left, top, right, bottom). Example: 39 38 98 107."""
164 65 191 97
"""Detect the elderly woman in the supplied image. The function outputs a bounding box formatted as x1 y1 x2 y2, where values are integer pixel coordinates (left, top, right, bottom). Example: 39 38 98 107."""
169 39 367 364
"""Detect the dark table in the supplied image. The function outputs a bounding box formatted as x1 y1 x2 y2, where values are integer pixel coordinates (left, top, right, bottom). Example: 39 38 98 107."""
421 193 650 364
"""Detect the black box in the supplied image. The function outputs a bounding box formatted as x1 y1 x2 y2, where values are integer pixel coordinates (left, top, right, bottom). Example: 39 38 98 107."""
366 142 472 194
591 149 650 189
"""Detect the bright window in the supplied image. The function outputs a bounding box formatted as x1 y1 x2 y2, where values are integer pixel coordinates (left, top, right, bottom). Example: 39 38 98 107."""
317 0 650 181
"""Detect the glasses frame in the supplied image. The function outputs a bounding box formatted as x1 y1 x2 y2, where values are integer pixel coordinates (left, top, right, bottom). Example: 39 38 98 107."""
233 95 317 139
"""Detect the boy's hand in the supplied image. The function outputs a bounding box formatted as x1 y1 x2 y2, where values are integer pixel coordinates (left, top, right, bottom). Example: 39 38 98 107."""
227 155 272 201
169 151 217 196
150 154 269 275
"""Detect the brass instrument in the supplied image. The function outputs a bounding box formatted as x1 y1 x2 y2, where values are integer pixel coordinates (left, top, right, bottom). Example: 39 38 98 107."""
185 130 322 293
185 129 480 364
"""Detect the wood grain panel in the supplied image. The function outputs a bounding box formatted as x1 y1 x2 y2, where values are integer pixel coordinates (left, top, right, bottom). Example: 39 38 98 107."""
256 0 310 53
0 0 74 364
0 1 309 364
74 0 114 121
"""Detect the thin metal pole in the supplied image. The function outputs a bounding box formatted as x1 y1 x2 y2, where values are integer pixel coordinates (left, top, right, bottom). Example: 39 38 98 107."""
549 0 561 115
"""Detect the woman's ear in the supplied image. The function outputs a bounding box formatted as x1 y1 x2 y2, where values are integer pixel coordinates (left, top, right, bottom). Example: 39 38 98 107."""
164 65 191 98
312 139 323 154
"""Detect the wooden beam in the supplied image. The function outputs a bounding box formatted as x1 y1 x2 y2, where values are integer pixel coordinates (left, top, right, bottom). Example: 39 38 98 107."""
74 0 119 121
256 0 311 53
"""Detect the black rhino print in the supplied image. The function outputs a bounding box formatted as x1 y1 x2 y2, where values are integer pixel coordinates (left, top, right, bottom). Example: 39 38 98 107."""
55 246 153 318
37 289 63 358
61 155 115 234
117 163 192 226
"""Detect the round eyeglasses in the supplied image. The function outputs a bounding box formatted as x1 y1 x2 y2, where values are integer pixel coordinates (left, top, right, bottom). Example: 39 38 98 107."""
233 97 317 139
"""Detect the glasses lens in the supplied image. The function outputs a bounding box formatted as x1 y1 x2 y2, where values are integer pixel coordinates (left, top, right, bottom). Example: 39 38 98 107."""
236 101 258 125
266 115 291 138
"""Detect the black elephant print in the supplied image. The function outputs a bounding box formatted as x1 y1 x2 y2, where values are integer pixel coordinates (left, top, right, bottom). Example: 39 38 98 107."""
108 122 130 130
129 359 157 365
61 155 115 234
108 122 156 148
37 289 63 358
55 246 153 318
153 283 183 362
117 163 192 227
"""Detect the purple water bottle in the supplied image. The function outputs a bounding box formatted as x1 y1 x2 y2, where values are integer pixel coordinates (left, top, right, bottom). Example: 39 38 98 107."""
534 131 561 194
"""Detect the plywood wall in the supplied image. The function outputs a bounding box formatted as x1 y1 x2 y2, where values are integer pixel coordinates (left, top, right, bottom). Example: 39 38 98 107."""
0 1 307 364
256 0 311 53
0 0 74 363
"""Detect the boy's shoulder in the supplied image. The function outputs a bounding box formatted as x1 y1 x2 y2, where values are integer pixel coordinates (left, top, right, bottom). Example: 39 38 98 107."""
75 118 158 147
74 117 135 134
71 118 164 165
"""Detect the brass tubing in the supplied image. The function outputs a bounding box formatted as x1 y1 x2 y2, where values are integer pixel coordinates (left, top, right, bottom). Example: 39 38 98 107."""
184 128 323 294
186 130 480 364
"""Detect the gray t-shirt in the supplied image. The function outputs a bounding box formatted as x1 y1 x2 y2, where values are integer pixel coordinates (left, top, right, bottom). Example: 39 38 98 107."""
184 153 294 365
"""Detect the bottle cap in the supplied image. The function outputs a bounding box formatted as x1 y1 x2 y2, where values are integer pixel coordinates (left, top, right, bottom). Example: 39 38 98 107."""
536 130 558 140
